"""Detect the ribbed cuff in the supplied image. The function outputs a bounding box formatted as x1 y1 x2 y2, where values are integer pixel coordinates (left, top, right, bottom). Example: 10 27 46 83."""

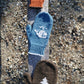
28 44 45 56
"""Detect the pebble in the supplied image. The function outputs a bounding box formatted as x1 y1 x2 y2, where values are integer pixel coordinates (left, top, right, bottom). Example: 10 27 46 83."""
21 52 25 55
80 78 84 84
25 40 28 44
10 65 13 68
18 35 22 39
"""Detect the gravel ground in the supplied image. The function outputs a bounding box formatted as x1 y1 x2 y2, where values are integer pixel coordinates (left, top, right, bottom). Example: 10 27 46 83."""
0 0 84 84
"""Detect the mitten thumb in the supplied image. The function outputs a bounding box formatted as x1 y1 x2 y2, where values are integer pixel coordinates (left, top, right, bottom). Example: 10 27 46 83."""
26 25 32 38
23 72 32 84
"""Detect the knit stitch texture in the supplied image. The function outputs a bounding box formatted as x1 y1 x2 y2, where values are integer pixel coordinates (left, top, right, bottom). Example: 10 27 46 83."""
26 12 53 56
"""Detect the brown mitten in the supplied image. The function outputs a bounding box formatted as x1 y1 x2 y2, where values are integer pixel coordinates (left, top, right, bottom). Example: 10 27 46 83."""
24 73 32 84
24 60 57 84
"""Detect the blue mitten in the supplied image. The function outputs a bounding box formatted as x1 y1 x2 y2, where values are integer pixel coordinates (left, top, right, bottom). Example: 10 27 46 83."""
26 12 53 56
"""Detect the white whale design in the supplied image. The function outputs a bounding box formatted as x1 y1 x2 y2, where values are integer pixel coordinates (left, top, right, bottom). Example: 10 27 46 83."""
34 29 47 38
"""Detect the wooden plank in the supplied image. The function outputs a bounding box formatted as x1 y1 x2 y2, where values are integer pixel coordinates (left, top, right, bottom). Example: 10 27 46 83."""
27 0 49 75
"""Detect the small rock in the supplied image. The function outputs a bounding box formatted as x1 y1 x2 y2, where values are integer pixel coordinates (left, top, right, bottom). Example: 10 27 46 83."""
10 65 12 68
21 52 25 55
18 35 22 39
80 78 84 84
26 41 28 44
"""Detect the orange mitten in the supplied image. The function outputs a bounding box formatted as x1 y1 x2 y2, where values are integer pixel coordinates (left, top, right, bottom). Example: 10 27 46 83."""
29 0 44 8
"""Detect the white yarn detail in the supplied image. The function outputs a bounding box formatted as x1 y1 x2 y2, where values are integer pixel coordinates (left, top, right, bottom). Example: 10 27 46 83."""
40 77 48 84
28 52 44 56
34 26 47 38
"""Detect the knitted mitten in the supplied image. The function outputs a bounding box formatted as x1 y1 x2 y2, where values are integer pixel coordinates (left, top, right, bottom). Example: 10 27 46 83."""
26 12 53 56
24 60 57 84
28 54 41 76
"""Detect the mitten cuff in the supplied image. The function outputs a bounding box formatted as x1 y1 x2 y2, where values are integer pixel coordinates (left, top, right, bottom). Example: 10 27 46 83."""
28 44 45 56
